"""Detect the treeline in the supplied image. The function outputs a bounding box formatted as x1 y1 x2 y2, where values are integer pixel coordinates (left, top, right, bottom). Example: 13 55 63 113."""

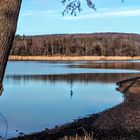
10 33 140 56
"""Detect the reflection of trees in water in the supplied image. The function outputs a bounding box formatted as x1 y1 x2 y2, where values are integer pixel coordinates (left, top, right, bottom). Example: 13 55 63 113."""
93 78 140 138
69 80 73 99
69 61 140 71
0 85 8 139
0 84 3 96
5 73 140 84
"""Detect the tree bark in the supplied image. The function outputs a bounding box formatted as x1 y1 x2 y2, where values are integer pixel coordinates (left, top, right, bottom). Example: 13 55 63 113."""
0 0 22 86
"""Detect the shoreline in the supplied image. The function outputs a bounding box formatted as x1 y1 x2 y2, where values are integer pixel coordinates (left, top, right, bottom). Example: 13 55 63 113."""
8 66 140 140
10 113 99 140
8 55 140 61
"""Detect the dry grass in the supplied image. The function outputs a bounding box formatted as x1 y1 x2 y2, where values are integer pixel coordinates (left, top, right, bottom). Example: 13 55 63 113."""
60 127 95 140
8 55 140 61
60 134 94 140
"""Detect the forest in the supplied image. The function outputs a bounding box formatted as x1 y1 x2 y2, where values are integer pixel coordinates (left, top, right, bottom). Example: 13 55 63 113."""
10 33 140 56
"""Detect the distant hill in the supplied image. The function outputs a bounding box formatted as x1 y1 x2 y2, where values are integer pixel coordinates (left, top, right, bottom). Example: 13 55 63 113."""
11 33 140 56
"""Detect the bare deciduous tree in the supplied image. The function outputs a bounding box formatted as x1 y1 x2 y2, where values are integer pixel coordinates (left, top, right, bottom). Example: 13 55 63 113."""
0 0 95 86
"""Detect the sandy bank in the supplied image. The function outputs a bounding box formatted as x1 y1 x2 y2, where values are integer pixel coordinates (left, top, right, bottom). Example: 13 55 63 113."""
8 55 140 61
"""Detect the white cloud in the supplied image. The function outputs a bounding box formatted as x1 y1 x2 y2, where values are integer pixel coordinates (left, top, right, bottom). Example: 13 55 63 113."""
63 8 140 20
20 6 140 20
21 9 58 17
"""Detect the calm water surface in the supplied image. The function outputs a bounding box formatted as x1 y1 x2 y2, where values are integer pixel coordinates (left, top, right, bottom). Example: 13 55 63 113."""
0 61 139 138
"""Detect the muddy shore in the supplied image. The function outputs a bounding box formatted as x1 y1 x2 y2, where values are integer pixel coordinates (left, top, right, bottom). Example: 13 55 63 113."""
9 112 140 140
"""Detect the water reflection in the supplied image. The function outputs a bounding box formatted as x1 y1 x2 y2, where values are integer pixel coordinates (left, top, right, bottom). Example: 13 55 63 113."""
1 73 123 137
1 61 140 138
5 61 140 75
0 111 8 139
5 73 140 85
69 61 140 71
0 84 3 96
70 81 73 99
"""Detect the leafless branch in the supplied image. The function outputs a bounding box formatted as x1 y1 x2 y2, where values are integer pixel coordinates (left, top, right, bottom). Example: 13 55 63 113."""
61 0 96 16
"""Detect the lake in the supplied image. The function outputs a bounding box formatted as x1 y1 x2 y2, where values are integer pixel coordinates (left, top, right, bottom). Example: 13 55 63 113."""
0 60 140 138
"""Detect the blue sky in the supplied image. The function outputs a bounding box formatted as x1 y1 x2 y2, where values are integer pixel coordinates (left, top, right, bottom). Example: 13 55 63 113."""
16 0 140 35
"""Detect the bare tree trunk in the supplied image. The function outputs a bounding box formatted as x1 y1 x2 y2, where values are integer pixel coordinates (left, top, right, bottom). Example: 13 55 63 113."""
0 0 22 86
